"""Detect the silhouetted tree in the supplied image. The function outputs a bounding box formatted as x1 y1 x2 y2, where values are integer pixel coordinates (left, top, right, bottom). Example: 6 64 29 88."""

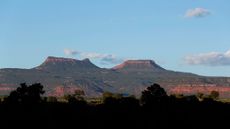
196 92 205 100
73 89 85 101
183 95 199 103
102 92 114 100
209 91 219 100
119 96 140 109
67 95 79 104
6 83 45 104
63 90 86 105
102 91 123 103
141 83 168 106
103 97 118 107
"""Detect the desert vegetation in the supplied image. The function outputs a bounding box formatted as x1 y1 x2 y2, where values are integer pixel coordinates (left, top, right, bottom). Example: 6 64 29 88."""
0 83 229 129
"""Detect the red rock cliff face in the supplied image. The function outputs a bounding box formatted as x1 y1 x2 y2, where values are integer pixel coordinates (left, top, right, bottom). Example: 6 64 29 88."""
1 56 230 98
43 56 77 64
48 86 82 97
34 56 79 70
169 86 230 98
34 56 97 70
113 60 165 70
0 84 16 94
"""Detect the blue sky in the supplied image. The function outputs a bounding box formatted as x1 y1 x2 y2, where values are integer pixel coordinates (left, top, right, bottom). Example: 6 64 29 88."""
0 0 230 76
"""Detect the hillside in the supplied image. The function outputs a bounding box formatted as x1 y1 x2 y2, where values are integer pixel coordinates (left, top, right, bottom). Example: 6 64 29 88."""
0 56 230 97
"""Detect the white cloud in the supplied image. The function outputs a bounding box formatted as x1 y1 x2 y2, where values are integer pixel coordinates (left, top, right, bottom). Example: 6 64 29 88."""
63 49 124 65
185 8 211 18
64 49 79 56
80 52 107 59
100 54 125 65
184 50 230 66
81 52 124 65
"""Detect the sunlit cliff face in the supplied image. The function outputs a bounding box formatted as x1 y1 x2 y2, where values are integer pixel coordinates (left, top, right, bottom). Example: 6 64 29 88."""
0 56 230 98
44 56 77 64
169 85 230 98
112 60 165 71
35 56 97 70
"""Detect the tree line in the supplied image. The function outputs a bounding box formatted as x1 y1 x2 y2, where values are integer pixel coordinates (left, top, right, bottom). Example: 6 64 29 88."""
0 83 228 129
1 83 220 105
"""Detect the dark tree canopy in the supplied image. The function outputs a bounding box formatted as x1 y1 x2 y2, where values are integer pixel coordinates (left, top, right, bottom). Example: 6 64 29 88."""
0 82 229 129
6 83 45 104
210 91 220 100
141 83 168 105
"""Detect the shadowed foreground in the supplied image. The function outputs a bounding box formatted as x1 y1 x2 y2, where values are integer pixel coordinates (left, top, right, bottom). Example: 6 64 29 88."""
0 83 230 129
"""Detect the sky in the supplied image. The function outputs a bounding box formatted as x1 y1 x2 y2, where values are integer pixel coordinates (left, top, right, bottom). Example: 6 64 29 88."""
0 0 230 76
